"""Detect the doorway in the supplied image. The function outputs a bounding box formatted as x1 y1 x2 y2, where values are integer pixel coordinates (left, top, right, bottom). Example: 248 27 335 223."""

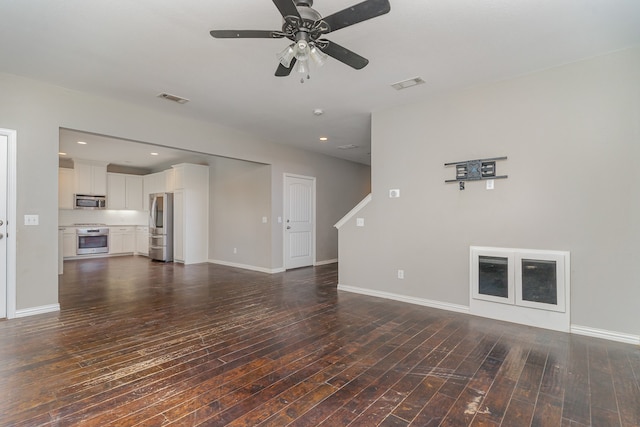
283 174 316 270
0 128 17 319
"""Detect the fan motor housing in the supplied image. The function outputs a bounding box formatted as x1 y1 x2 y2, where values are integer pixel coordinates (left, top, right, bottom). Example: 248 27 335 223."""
282 4 325 39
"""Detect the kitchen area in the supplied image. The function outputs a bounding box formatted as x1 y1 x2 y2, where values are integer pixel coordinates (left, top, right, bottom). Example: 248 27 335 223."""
58 153 210 274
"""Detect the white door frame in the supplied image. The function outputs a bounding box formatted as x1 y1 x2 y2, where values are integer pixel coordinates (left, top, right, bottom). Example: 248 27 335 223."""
283 173 316 270
1 128 17 319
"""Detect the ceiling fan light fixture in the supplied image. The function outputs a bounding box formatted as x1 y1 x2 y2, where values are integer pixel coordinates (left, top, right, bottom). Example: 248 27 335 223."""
277 44 296 68
296 59 309 75
296 40 308 51
309 44 328 67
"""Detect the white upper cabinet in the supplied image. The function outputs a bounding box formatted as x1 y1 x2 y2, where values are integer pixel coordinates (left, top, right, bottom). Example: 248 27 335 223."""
107 173 126 209
143 170 173 210
108 173 144 210
126 175 143 210
74 160 107 195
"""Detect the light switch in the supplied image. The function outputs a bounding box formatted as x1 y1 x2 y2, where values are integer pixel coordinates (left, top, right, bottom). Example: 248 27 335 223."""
486 179 494 190
262 216 268 223
24 214 39 226
356 218 365 227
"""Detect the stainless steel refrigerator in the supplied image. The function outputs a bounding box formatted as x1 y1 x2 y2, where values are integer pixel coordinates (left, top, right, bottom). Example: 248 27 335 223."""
149 192 173 262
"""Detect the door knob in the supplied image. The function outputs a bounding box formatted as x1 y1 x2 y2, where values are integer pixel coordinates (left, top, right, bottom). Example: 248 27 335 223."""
286 226 291 230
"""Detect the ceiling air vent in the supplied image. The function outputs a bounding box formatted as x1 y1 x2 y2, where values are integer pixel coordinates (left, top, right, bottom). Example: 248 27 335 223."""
391 77 425 91
157 92 190 104
337 144 359 150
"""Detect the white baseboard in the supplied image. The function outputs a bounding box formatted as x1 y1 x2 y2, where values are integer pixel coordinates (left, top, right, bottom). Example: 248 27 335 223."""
571 325 640 345
315 259 338 266
337 284 469 314
337 285 638 345
14 303 60 318
208 259 285 274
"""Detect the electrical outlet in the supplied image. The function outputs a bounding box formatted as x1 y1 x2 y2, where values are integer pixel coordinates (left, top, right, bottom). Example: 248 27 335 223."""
389 189 400 198
397 269 404 279
24 214 39 226
486 179 494 190
233 248 237 254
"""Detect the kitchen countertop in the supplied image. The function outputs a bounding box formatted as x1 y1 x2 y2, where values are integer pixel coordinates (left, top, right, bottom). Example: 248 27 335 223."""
59 224 148 228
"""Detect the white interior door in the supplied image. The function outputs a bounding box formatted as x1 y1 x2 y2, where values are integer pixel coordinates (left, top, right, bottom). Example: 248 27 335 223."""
284 174 315 270
0 134 8 318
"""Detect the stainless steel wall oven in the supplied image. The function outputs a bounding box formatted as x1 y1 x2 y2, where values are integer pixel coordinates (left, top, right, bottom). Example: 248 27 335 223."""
77 227 109 255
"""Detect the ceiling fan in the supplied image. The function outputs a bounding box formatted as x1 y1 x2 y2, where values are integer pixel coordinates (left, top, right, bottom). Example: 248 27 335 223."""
209 0 391 82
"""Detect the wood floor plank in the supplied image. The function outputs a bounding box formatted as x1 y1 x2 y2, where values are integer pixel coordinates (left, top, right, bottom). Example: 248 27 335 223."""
0 257 638 426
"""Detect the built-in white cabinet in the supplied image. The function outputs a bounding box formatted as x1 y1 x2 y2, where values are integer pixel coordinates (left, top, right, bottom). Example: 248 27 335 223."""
107 173 143 210
74 160 107 195
62 227 76 258
58 168 75 209
109 226 135 254
143 170 172 210
469 246 571 332
171 163 209 264
135 226 149 256
173 190 185 261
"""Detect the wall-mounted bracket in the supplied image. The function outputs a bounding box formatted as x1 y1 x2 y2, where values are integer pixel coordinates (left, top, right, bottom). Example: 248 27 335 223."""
445 156 507 189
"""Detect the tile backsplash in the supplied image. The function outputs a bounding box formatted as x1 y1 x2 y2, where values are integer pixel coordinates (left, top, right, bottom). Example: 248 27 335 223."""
59 209 148 226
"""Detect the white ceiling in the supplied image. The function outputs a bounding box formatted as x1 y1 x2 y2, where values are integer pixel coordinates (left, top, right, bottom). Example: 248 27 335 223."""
58 128 216 171
3 0 640 167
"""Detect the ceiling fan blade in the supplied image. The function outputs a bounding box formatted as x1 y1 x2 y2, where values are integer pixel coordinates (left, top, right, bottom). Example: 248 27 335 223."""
318 0 390 34
272 0 302 20
318 40 369 70
209 30 285 39
275 58 297 77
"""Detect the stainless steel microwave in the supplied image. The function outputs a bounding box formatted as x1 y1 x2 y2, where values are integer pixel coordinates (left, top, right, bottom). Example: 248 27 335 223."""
74 194 107 210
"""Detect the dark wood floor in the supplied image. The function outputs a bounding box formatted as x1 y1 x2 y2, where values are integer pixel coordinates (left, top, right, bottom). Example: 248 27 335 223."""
1 257 639 426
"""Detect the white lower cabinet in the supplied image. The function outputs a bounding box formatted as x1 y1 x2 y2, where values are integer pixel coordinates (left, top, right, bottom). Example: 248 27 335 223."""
62 227 76 258
136 226 149 256
109 227 135 254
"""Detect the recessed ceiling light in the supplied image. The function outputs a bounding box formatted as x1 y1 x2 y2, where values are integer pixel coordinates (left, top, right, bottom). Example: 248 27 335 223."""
151 152 159 156
319 137 328 142
77 141 87 145
58 152 67 156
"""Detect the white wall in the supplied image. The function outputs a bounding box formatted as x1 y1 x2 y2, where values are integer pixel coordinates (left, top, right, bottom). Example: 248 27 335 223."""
338 47 640 338
0 72 370 312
